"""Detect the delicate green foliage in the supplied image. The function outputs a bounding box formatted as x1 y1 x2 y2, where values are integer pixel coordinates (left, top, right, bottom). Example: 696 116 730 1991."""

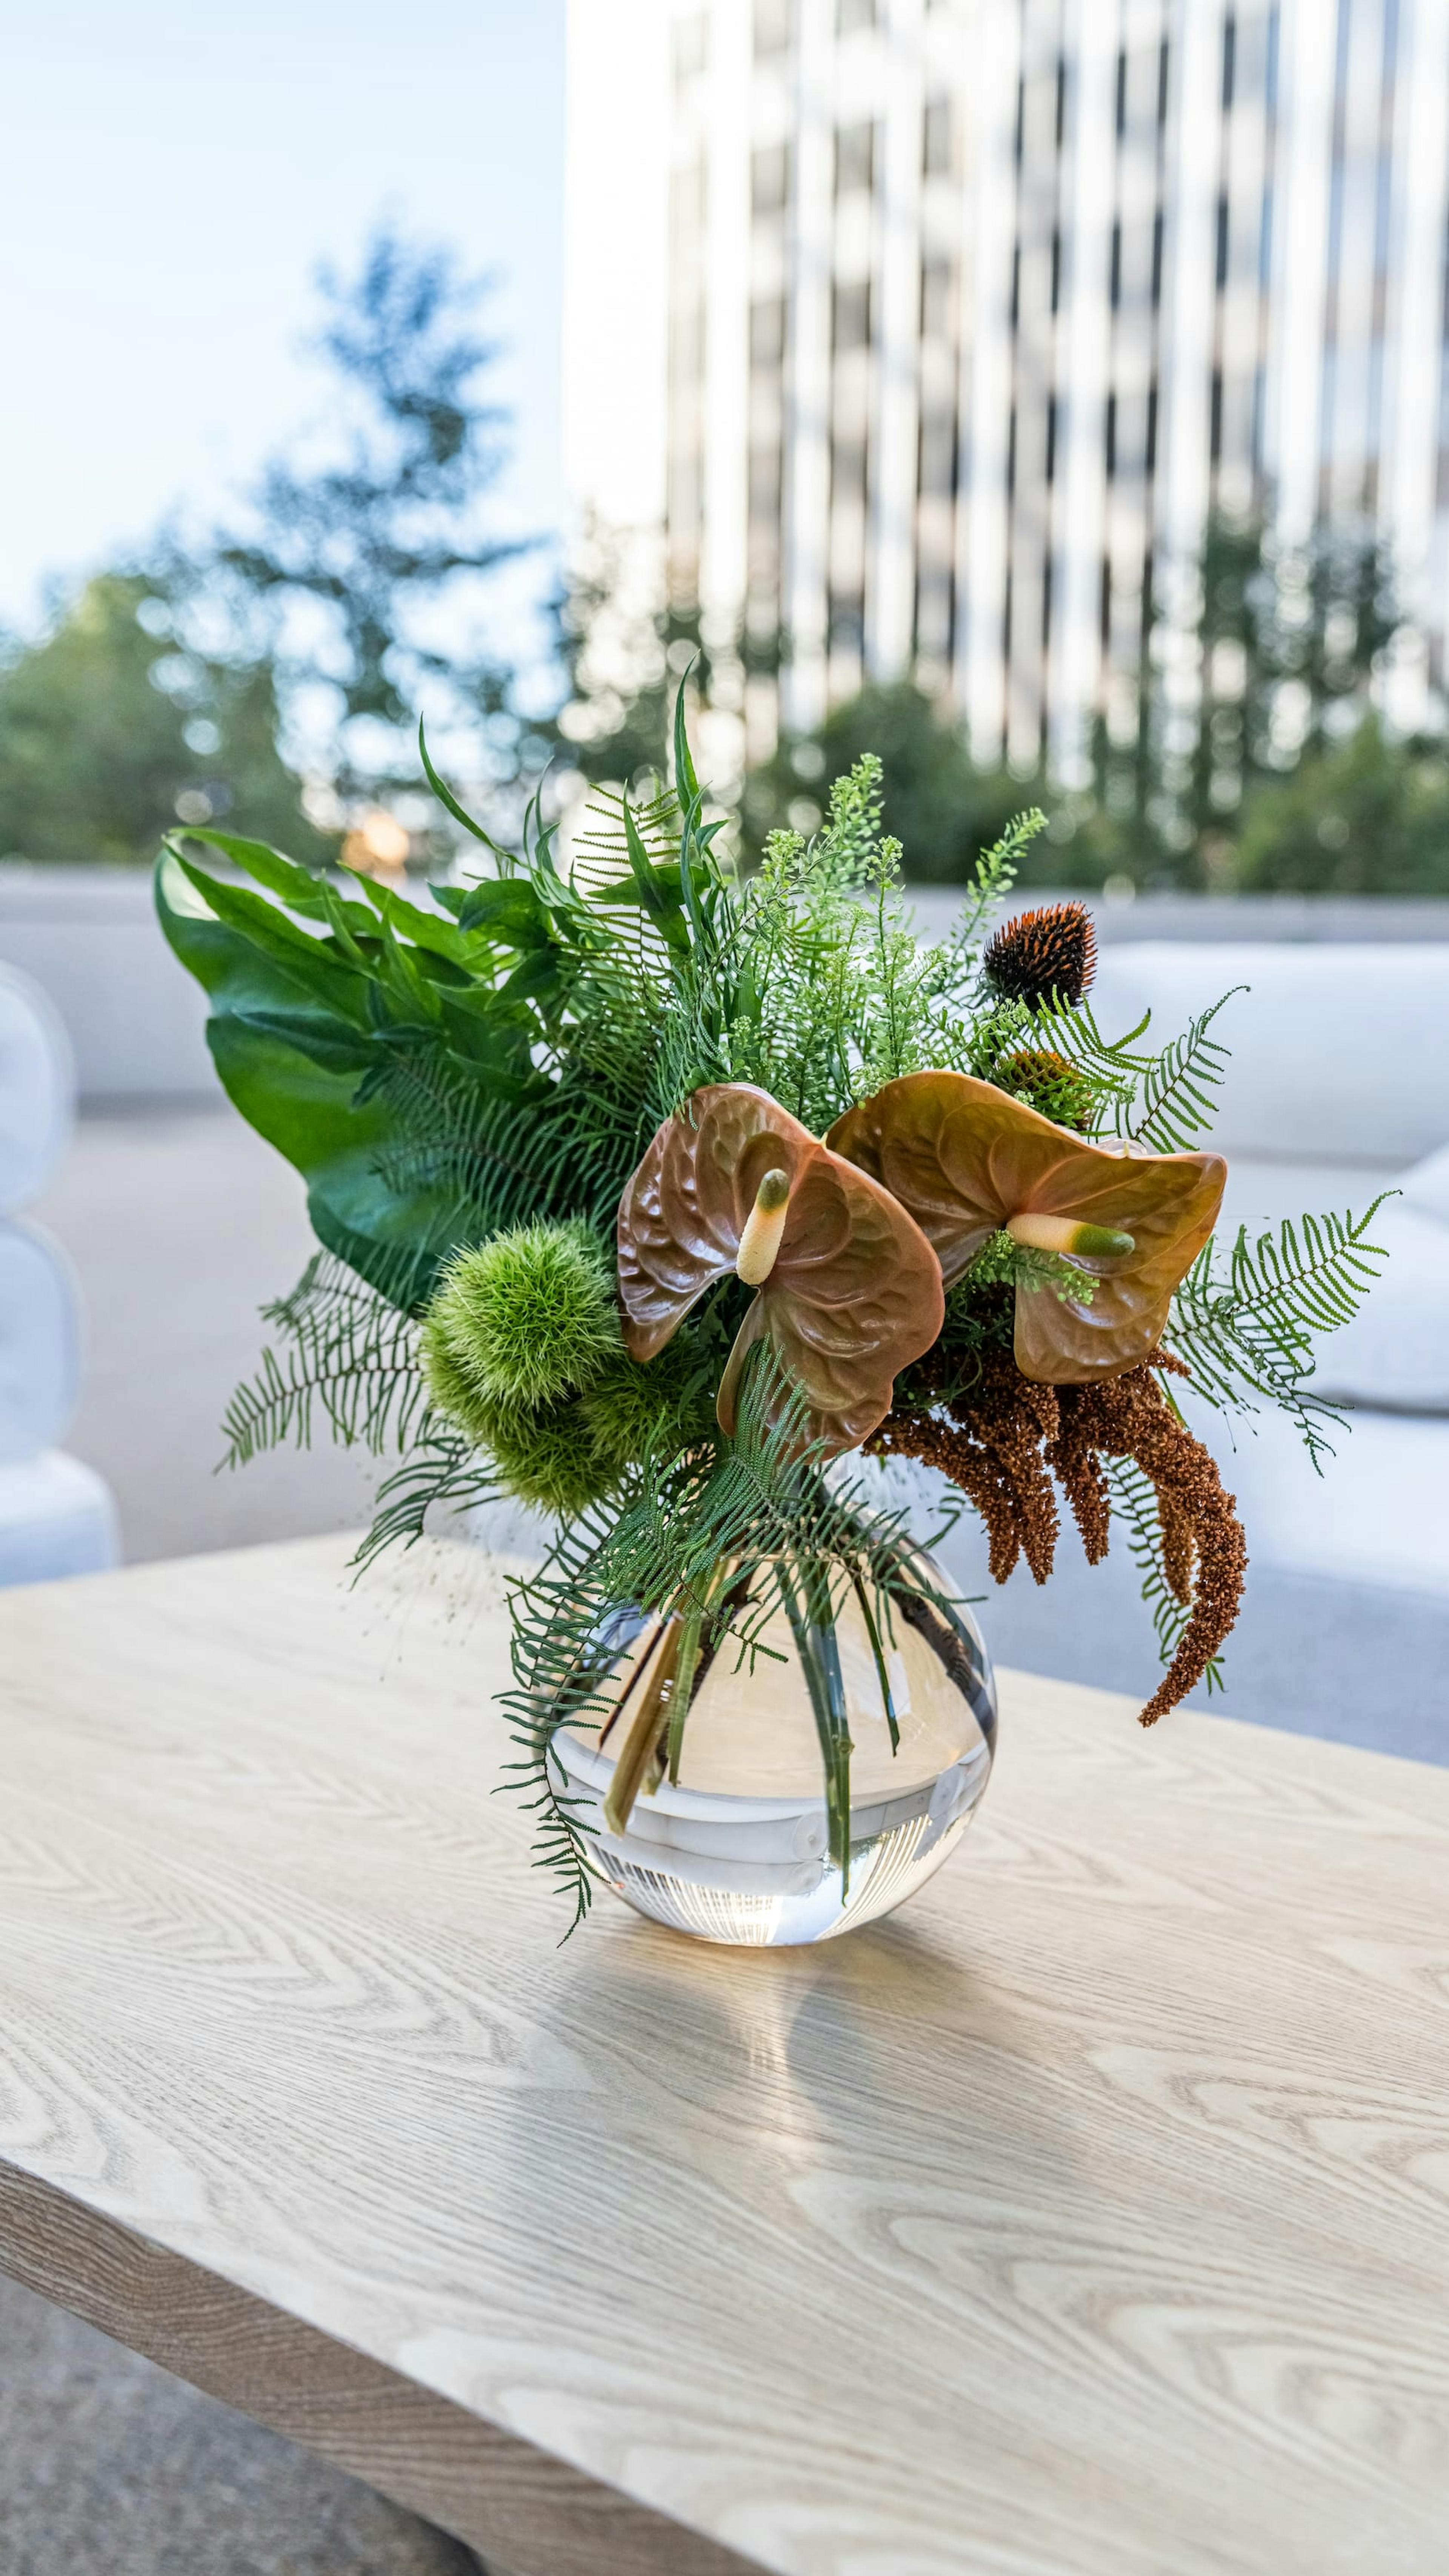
1124 989 1243 1152
422 1221 620 1409
969 1229 1098 1308
724 758 897 1125
222 1254 426 1465
1024 993 1153 1130
354 1418 500 1571
1106 1456 1224 1697
720 764 1048 1123
1170 1198 1394 1464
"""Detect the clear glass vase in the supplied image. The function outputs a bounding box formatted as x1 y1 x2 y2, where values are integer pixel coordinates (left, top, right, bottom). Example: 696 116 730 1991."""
551 1540 997 1948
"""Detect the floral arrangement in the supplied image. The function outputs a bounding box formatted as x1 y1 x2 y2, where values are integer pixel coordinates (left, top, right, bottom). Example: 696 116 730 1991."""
158 692 1388 1926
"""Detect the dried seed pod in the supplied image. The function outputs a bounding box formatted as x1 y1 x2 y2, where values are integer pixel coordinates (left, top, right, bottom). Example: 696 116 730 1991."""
997 1046 1095 1134
869 1348 1247 1725
984 901 1098 1010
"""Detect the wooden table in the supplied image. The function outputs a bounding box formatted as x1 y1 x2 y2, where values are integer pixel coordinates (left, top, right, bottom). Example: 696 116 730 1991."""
0 1535 1445 2576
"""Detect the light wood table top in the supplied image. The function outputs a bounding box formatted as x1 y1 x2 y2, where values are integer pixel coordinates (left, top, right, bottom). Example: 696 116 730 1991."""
0 1534 1446 2576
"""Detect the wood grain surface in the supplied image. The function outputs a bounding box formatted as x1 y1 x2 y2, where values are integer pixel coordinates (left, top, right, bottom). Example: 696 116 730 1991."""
0 1532 1445 2576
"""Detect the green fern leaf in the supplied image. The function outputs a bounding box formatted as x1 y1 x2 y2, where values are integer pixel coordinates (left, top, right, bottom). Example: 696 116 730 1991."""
1123 989 1244 1153
1171 1197 1394 1466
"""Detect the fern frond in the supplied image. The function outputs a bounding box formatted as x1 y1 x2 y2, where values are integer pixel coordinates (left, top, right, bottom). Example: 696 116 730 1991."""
352 1413 500 1569
1030 992 1155 1127
495 1497 637 1932
1171 1197 1394 1465
259 1249 391 1335
222 1259 426 1467
570 783 680 888
366 995 661 1245
1123 989 1243 1152
1106 1455 1224 1696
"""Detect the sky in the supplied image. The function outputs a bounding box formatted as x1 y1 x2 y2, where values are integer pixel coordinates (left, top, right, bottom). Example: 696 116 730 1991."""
1 0 565 664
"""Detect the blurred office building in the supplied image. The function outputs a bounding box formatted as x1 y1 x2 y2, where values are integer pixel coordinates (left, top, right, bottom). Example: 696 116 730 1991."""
566 0 1449 771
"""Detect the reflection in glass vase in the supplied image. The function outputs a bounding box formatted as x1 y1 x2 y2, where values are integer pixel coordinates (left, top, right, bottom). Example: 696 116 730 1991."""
551 1540 997 1948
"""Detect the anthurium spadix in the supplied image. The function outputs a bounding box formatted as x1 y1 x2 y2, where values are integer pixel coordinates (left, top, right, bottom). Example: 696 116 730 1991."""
828 1071 1226 1383
617 1083 944 1452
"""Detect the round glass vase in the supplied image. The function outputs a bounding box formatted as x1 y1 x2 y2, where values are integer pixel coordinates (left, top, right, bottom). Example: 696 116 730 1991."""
552 1542 997 1948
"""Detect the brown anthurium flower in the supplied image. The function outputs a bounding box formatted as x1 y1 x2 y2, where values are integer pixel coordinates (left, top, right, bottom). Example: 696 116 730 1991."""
828 1071 1225 1383
617 1083 944 1453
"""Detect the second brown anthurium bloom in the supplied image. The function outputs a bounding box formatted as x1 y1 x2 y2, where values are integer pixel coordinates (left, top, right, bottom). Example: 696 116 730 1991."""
828 1071 1226 1382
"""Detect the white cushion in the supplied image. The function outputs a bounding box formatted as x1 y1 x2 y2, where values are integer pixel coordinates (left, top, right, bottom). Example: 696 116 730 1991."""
1092 944 1449 1163
0 961 74 1213
0 1218 81 1461
1400 1141 1449 1224
0 1449 118 1587
1182 1390 1449 1598
1297 1201 1449 1415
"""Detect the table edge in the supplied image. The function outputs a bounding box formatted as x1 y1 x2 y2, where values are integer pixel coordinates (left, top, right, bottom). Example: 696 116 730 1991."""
0 2155 758 2576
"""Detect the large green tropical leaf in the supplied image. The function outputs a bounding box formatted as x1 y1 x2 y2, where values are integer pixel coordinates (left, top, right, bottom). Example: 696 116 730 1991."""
156 848 500 1306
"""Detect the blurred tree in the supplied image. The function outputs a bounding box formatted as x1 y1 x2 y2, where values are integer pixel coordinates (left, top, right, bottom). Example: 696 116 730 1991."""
1092 515 1404 889
1235 717 1449 895
746 682 998 872
551 528 715 793
0 227 541 871
214 228 541 814
0 570 335 868
740 681 1097 884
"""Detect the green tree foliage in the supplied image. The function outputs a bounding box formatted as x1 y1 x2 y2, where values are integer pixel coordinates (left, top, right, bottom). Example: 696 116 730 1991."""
0 570 334 868
735 522 1428 895
741 682 1021 878
214 229 540 806
1235 717 1449 894
1092 516 1406 889
0 227 535 869
740 680 1132 887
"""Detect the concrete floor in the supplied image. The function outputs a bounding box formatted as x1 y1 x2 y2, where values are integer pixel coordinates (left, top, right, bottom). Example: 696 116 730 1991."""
0 2273 485 2576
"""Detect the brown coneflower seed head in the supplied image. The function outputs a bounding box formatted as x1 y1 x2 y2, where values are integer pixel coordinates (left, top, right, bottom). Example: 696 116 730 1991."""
997 1046 1096 1134
984 901 1098 1011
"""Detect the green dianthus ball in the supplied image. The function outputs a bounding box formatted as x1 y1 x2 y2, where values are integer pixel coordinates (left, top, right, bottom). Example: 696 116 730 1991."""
421 1220 621 1413
582 1335 717 1471
480 1392 619 1517
420 1221 630 1516
997 1048 1096 1136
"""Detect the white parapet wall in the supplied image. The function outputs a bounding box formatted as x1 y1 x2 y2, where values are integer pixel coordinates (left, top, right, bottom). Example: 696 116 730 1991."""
0 866 217 1103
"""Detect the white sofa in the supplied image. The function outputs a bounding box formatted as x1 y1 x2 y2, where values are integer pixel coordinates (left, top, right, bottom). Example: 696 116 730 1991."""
915 942 1449 1762
0 964 118 1585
